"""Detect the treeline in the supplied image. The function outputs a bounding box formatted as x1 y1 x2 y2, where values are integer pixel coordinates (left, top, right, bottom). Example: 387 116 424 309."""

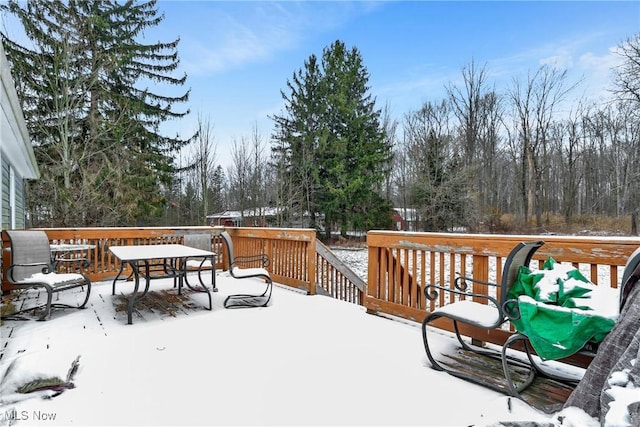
1 0 193 227
391 60 640 233
173 38 640 236
2 1 639 235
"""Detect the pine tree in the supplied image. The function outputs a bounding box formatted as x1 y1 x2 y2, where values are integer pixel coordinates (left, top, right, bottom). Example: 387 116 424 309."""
319 40 393 238
271 54 324 229
1 0 192 226
271 40 392 239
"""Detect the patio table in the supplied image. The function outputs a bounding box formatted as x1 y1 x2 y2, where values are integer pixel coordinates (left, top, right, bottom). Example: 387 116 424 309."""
50 243 96 251
109 244 216 324
50 243 95 268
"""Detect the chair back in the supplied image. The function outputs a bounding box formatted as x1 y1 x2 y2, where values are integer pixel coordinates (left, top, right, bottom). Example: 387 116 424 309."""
6 230 53 281
499 240 545 305
219 231 235 266
183 234 212 252
620 246 640 310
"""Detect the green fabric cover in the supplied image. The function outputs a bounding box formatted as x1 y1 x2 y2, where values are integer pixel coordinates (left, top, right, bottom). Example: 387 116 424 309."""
507 257 616 361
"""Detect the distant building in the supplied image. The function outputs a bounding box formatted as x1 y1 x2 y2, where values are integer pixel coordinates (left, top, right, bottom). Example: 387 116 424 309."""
206 207 282 227
209 207 421 231
0 41 39 230
391 210 405 231
392 208 419 231
207 210 246 227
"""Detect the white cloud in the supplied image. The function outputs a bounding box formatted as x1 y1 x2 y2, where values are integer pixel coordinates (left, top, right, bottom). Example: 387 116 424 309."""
576 46 624 100
178 2 380 76
579 48 621 79
179 10 296 75
540 52 575 69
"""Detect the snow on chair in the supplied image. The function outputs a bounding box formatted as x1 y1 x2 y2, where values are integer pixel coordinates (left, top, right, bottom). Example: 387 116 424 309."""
501 245 640 398
4 230 92 320
421 240 544 393
219 231 272 309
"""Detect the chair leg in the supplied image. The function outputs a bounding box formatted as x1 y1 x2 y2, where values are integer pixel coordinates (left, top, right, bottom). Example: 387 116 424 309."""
504 333 581 388
223 280 272 309
422 313 528 396
182 270 213 311
42 281 91 320
421 313 446 371
38 285 54 321
78 281 91 309
502 333 538 397
423 314 504 368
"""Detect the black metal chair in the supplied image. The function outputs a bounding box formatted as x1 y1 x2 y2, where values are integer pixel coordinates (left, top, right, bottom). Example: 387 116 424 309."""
219 231 272 309
182 233 217 292
501 245 640 397
4 230 91 320
421 240 544 392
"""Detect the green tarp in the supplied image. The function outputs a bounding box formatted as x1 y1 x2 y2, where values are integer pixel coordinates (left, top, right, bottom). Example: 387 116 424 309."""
506 257 616 361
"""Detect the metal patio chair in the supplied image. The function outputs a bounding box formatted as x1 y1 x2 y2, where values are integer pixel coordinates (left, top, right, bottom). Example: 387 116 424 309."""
4 230 91 320
421 240 544 392
501 245 640 397
219 231 272 309
182 233 217 292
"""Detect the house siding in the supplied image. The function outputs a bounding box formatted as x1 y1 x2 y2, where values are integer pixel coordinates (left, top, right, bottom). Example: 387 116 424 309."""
13 170 25 229
1 40 38 230
1 157 8 228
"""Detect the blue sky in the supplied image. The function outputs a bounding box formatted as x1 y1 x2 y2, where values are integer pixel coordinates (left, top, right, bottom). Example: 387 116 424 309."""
147 1 639 169
4 1 640 169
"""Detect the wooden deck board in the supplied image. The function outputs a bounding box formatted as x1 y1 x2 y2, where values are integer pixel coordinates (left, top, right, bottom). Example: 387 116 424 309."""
1 280 204 325
113 288 202 321
439 348 576 413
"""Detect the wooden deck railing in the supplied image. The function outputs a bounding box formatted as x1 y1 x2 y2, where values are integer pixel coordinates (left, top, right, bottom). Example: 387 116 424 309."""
2 226 220 287
365 231 640 347
315 241 365 304
224 227 317 294
224 229 366 302
4 226 640 350
1 227 319 295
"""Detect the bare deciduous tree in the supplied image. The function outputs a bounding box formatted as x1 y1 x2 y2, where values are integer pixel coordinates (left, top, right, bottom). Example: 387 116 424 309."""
195 115 218 222
612 33 640 108
508 65 577 228
227 125 270 225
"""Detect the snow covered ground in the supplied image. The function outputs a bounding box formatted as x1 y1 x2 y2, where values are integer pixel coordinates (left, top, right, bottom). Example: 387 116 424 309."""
0 272 603 426
330 247 368 280
4 239 638 427
328 246 639 427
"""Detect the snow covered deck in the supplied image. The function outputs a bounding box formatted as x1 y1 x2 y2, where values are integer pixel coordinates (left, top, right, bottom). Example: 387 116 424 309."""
0 272 589 426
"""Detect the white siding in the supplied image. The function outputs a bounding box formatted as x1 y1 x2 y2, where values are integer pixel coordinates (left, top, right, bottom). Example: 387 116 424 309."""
0 41 38 229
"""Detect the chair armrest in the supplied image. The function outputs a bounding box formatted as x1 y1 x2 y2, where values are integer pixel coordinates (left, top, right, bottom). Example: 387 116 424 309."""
424 274 500 300
502 298 521 321
233 254 270 269
455 274 501 289
6 262 52 282
184 254 215 267
424 282 500 309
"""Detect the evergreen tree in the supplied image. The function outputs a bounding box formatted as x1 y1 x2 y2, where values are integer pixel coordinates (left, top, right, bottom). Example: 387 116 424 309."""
208 165 226 215
272 40 392 239
318 40 392 238
1 0 192 226
271 54 324 229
